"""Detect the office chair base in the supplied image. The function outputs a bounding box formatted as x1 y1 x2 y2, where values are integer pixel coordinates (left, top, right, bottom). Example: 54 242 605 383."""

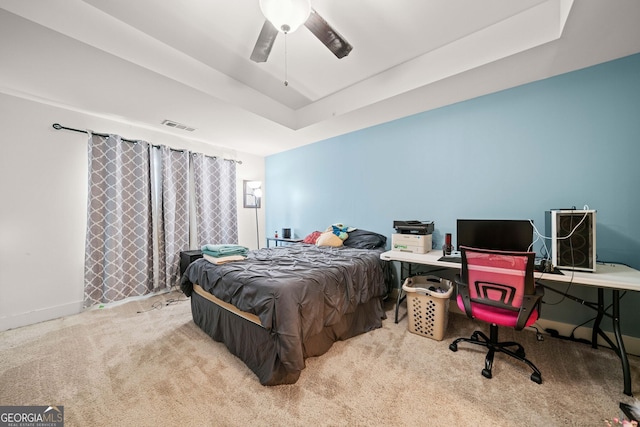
482 368 492 379
530 372 542 384
450 325 543 385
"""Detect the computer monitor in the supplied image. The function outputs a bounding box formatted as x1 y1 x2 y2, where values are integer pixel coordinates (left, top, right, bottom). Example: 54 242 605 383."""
456 219 533 252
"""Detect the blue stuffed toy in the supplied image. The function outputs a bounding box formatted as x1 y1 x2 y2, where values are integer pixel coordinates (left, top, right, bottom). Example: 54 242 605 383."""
330 223 355 240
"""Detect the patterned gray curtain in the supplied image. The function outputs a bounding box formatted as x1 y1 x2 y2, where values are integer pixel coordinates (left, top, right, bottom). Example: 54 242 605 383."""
192 153 238 246
84 134 153 307
156 146 190 290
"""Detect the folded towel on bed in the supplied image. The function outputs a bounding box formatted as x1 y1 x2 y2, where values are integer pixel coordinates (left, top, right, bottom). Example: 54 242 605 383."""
201 244 249 257
202 253 246 265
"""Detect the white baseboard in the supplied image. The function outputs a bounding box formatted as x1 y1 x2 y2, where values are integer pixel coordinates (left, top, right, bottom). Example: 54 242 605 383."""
0 289 178 333
0 300 84 332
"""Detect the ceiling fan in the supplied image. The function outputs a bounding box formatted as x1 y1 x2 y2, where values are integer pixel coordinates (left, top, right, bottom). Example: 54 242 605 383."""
250 0 353 63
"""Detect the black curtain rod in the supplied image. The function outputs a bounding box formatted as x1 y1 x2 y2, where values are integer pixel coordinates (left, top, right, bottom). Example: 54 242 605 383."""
52 123 242 164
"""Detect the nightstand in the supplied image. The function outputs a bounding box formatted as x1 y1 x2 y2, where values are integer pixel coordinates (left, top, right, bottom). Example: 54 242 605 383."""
266 237 303 248
179 250 203 276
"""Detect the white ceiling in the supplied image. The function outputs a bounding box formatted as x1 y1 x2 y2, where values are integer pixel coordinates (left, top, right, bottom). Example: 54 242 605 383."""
1 0 640 157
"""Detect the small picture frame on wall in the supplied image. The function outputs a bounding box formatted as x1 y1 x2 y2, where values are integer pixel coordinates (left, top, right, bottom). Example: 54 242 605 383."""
243 180 262 208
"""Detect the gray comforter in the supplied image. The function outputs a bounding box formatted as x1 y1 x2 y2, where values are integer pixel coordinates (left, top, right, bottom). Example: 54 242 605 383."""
180 244 388 375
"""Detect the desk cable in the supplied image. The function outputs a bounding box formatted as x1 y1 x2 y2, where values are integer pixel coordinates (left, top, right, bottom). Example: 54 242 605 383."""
136 287 188 314
540 260 631 306
538 268 576 306
537 280 629 345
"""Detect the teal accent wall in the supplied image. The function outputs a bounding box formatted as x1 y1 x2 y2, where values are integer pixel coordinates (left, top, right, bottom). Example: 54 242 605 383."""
265 53 640 336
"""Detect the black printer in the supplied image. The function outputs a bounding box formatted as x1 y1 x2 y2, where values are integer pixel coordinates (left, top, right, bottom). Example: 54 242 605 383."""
393 220 434 235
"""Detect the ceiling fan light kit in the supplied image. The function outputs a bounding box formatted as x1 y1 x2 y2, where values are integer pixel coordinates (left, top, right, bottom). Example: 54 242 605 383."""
259 0 311 34
251 0 353 63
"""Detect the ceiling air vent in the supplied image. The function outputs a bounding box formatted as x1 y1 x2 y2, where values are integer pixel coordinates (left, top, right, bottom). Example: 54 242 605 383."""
161 119 196 132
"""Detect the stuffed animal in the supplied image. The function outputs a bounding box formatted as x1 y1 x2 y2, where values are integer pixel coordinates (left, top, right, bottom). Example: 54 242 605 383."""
316 223 356 247
331 225 349 240
329 223 355 240
315 231 344 247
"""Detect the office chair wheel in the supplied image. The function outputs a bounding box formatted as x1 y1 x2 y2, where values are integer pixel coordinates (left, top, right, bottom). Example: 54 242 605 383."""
515 348 526 358
481 368 492 379
530 372 542 384
449 343 458 352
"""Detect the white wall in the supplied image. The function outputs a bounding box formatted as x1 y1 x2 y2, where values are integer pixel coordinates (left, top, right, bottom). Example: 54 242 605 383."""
0 92 264 331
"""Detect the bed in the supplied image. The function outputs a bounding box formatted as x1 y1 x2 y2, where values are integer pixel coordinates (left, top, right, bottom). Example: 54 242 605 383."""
180 230 390 385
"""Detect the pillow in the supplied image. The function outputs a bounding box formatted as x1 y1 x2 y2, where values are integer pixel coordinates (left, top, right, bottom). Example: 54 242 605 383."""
315 231 344 247
343 229 387 249
302 231 322 244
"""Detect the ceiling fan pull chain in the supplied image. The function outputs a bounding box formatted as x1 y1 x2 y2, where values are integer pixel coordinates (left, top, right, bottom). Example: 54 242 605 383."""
284 32 289 87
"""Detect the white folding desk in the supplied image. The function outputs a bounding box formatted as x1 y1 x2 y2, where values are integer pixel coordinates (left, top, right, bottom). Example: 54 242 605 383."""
380 249 640 396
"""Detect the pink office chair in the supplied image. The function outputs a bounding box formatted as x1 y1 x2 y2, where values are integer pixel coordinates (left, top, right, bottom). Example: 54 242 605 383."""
449 246 544 384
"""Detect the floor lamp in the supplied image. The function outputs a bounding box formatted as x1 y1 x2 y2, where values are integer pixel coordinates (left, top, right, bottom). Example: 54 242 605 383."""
244 180 262 249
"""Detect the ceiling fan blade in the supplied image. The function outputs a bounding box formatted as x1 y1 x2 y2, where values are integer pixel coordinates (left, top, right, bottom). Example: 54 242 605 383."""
250 20 278 63
304 9 353 59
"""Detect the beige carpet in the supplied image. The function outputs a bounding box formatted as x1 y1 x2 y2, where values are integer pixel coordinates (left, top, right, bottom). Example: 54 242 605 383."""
1 291 638 426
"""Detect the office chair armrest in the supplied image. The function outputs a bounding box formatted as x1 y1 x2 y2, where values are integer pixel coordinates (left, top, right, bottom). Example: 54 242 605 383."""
455 274 474 318
515 285 544 331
